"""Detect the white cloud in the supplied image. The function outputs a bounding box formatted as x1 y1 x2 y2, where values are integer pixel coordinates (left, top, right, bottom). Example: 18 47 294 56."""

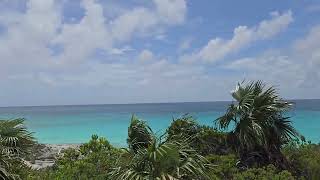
182 11 293 63
110 7 157 42
0 0 187 70
225 24 320 96
111 0 187 42
138 49 154 62
294 26 320 55
226 54 299 79
0 0 189 106
108 46 134 55
256 11 293 39
293 25 320 88
154 0 187 25
1 0 320 106
53 0 111 64
0 0 60 72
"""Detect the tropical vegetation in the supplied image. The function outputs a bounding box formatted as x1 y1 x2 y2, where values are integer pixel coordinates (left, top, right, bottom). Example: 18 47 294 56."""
215 81 304 168
0 81 319 180
0 118 35 179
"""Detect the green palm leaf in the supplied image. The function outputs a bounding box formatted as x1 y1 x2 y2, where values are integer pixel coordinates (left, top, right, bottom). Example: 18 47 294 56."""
215 81 302 167
0 118 35 179
111 116 211 179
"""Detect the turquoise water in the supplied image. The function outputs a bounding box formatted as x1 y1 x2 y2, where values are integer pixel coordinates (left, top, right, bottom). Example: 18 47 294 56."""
0 100 319 146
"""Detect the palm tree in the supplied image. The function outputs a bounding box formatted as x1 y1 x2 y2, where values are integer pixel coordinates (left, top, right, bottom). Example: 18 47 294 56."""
0 118 35 179
127 115 153 153
111 116 211 179
215 81 303 168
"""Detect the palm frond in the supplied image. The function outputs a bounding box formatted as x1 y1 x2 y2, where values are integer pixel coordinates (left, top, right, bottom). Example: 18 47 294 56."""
0 118 35 180
215 80 302 167
111 118 211 179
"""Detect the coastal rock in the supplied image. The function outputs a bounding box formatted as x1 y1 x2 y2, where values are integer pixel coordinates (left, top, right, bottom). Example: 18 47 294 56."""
24 144 80 170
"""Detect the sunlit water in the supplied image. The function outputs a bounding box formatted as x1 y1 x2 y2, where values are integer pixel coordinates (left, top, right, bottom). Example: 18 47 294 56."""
0 100 319 146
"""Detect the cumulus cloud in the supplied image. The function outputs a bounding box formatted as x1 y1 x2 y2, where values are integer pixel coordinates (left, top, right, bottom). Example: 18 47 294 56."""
0 0 60 72
0 0 187 70
110 8 157 42
226 53 300 83
294 26 320 55
224 24 320 97
0 0 319 106
182 11 293 63
0 0 191 105
154 0 187 25
53 0 111 64
293 25 320 88
111 0 186 42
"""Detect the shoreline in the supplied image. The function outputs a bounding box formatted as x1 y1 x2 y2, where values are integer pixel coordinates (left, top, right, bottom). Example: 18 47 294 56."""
25 143 81 170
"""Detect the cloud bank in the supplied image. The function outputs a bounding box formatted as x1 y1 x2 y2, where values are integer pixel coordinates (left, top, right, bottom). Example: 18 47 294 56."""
0 0 319 106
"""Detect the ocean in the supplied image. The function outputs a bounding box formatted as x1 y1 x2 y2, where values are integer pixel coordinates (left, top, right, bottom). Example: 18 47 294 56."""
0 100 319 146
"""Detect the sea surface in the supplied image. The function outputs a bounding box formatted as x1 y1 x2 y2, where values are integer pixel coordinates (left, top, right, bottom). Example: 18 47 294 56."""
0 100 319 146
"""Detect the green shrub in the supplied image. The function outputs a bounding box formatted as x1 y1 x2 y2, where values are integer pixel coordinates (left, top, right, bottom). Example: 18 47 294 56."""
196 126 231 155
206 154 239 179
167 115 230 156
283 141 320 179
167 115 200 139
233 165 294 180
8 116 319 180
46 135 121 180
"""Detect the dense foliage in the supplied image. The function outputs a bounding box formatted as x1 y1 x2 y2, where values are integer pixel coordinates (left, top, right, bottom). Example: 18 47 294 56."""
233 165 294 180
52 135 121 179
283 140 320 179
216 81 303 168
167 115 231 156
127 115 153 153
0 118 35 179
111 116 211 179
0 81 319 179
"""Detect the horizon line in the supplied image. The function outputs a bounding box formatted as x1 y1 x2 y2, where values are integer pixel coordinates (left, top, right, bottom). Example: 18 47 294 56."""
1 98 319 108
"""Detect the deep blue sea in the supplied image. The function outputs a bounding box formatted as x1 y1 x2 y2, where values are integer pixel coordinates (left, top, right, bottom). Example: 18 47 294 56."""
0 100 319 146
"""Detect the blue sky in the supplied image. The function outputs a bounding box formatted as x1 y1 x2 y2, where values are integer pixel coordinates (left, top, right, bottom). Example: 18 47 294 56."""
0 0 320 106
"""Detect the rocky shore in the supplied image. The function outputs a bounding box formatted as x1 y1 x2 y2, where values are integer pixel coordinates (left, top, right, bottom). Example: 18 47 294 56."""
24 144 81 170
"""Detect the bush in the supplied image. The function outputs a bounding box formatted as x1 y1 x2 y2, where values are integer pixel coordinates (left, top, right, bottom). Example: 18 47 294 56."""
48 135 121 180
206 154 239 179
167 115 231 155
167 115 200 139
233 165 294 180
196 126 231 155
206 155 295 179
283 141 320 179
9 116 319 180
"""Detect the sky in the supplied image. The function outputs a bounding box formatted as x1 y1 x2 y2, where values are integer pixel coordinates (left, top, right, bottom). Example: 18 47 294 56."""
0 0 319 106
